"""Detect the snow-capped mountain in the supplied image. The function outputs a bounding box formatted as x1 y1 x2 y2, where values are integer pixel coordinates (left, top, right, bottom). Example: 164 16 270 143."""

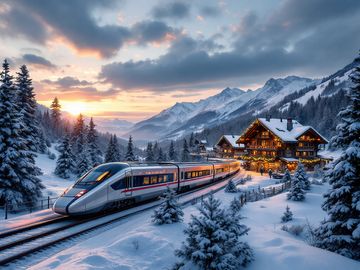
128 60 356 142
128 76 315 140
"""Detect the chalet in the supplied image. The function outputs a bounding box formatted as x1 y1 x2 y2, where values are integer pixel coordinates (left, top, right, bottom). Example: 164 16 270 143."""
236 117 328 172
215 135 245 159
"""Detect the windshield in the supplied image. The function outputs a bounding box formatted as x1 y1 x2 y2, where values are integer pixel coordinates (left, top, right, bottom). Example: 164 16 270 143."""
75 163 129 186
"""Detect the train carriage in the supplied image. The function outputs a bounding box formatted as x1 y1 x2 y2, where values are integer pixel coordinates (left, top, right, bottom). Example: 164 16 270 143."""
53 160 240 216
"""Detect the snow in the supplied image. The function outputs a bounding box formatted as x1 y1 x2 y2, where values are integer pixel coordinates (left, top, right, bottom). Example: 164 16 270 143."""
30 172 360 270
218 135 244 148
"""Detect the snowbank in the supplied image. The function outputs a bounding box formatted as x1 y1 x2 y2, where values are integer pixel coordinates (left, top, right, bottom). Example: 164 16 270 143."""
30 175 360 270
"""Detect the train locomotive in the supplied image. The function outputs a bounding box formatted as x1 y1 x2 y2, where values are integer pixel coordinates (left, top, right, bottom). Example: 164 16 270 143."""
53 160 240 215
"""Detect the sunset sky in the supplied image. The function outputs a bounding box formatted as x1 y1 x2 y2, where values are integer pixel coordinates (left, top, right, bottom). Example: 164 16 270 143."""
0 0 359 122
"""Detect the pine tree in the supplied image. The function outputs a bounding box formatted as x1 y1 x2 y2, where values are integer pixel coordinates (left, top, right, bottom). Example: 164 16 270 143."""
294 163 310 190
225 179 237 193
281 205 293 223
50 97 61 136
153 141 159 161
55 135 74 179
181 139 190 162
287 173 306 201
87 117 102 166
174 195 253 269
229 196 243 214
125 135 136 161
189 132 194 148
0 60 43 208
77 146 92 177
314 54 360 260
152 187 184 225
112 135 121 161
157 147 165 162
16 65 47 153
168 140 177 161
105 135 114 163
146 142 154 162
282 169 292 183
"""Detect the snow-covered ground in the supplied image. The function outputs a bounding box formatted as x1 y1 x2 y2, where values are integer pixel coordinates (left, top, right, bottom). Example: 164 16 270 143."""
30 174 360 270
36 144 76 197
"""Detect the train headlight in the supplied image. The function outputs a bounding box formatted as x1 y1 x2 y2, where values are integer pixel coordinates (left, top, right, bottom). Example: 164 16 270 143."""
75 190 87 198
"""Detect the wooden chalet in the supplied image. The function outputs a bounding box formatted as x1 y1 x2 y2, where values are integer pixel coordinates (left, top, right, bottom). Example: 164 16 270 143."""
215 135 245 159
236 117 328 172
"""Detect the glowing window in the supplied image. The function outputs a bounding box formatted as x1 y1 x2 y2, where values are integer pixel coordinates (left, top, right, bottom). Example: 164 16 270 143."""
143 177 150 185
151 176 158 184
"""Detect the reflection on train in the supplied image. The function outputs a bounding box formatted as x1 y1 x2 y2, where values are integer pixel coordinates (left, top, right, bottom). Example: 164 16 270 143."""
53 160 240 215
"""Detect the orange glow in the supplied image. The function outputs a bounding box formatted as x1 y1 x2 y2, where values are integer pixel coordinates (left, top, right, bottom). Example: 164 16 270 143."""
62 102 88 116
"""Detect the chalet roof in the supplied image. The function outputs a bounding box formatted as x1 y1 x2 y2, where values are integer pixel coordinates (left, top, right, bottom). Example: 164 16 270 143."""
240 118 328 143
217 135 245 148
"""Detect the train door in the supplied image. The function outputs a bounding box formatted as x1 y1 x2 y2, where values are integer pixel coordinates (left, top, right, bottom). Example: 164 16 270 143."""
124 171 133 197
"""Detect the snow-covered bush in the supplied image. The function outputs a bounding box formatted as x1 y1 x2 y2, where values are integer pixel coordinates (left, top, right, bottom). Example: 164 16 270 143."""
281 224 304 236
174 194 253 270
225 179 237 193
152 187 184 225
245 175 252 182
281 205 293 223
48 152 56 160
281 169 292 183
312 165 324 179
311 178 323 185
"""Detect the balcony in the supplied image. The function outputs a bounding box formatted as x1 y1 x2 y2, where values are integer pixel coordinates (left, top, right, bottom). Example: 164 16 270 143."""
247 144 276 150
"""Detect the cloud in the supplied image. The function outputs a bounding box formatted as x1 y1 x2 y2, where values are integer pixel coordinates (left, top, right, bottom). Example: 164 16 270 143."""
22 54 57 69
99 0 360 91
199 5 221 17
37 77 119 101
41 76 93 88
3 1 178 58
152 1 190 19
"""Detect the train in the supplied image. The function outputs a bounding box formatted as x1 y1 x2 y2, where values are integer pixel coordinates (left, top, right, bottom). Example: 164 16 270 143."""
53 159 240 215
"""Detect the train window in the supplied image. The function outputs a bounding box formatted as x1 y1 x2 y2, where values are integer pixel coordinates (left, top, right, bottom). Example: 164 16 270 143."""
181 172 184 179
143 176 150 185
75 163 128 187
158 175 164 183
151 176 158 184
163 175 168 182
110 177 126 190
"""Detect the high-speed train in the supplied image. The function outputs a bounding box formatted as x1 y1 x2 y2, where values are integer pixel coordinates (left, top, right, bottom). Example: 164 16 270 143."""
53 160 240 215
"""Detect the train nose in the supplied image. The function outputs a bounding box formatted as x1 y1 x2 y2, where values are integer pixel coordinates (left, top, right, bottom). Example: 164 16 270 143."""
53 196 75 215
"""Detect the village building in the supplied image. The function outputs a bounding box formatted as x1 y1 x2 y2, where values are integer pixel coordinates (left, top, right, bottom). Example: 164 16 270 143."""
236 117 328 172
215 135 246 159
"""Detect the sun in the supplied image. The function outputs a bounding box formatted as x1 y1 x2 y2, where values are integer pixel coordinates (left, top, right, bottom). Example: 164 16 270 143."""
63 102 87 116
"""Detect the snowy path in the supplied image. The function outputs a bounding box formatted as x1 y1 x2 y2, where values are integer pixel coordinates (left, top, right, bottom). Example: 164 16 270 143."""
29 175 360 270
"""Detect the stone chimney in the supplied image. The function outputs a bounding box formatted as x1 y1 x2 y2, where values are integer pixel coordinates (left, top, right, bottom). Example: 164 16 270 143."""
266 114 271 122
287 118 293 131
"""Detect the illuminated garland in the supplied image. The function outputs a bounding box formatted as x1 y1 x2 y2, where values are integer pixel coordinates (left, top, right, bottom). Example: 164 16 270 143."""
299 158 321 164
240 156 276 162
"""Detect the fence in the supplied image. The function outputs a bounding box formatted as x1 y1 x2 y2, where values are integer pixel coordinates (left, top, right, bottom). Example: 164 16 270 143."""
1 196 59 220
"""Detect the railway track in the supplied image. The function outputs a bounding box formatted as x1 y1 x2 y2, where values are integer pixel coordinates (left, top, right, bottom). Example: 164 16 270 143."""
0 171 241 268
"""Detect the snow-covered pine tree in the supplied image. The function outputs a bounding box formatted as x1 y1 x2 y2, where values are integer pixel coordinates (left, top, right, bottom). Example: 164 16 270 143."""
146 142 154 162
55 134 74 178
0 60 43 208
152 187 184 225
314 54 360 260
112 135 121 161
225 179 238 193
287 173 306 201
153 141 159 161
50 97 61 137
282 169 292 183
189 132 194 148
16 65 47 153
104 135 114 163
87 117 102 166
76 145 92 177
181 139 190 162
168 140 177 161
313 165 324 179
281 205 293 223
229 196 243 213
157 147 165 162
125 135 136 161
174 194 253 269
294 162 310 190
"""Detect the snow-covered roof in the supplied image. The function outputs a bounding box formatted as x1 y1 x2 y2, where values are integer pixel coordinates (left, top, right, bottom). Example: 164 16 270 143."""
280 157 299 162
200 139 207 144
257 118 328 143
217 135 245 148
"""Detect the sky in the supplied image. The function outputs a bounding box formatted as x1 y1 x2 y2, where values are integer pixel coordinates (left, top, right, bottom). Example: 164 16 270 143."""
0 0 359 122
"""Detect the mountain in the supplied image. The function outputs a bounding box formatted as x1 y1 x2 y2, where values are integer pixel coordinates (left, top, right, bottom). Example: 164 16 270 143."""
128 77 315 141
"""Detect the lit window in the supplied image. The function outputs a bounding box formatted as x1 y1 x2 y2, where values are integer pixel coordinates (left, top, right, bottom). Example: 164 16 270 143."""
143 177 150 185
151 176 157 184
